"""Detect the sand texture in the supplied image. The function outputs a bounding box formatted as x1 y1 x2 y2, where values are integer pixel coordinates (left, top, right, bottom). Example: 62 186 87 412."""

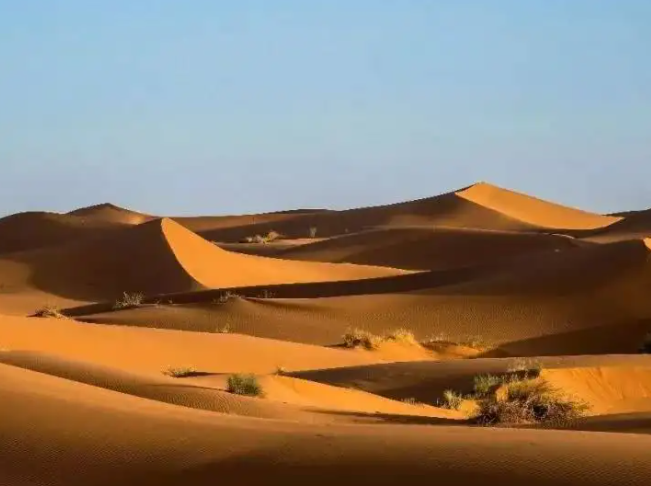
2 182 651 485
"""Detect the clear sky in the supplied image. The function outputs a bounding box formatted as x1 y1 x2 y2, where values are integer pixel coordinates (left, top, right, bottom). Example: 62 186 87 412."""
1 1 649 217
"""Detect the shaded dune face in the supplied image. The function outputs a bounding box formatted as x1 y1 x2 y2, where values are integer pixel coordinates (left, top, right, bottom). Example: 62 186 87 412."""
2 181 651 486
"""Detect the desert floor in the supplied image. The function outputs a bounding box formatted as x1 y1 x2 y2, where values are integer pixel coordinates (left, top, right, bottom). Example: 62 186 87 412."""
2 182 651 485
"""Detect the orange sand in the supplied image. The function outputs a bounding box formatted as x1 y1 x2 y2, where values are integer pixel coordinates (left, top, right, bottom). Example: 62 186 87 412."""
2 181 651 485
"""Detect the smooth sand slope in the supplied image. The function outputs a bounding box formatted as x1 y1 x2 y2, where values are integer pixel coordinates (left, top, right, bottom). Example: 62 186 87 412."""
0 217 407 314
278 226 587 270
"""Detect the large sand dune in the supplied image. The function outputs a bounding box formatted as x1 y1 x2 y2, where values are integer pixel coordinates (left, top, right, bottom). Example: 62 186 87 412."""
2 181 651 485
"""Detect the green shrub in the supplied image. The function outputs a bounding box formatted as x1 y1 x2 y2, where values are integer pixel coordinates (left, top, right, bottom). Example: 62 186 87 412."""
227 374 264 397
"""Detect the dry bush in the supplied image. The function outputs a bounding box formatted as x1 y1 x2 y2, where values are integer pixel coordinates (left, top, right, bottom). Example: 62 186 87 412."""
473 376 588 426
308 226 318 238
384 328 418 345
342 328 383 350
227 374 264 397
441 390 464 410
265 230 281 242
163 366 199 378
34 305 66 319
113 291 144 309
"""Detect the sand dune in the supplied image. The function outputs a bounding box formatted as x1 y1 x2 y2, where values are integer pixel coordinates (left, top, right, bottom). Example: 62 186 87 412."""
0 217 407 311
71 238 651 355
3 181 651 485
0 211 127 254
278 226 586 270
3 363 651 485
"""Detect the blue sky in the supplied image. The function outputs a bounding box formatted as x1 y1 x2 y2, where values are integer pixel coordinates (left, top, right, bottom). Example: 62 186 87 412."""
1 1 650 216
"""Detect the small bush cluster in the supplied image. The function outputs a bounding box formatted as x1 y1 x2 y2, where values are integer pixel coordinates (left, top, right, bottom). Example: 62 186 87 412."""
213 291 240 305
163 366 199 378
341 328 418 350
474 376 589 426
242 230 282 244
227 374 264 397
439 369 589 426
34 305 66 319
113 291 144 309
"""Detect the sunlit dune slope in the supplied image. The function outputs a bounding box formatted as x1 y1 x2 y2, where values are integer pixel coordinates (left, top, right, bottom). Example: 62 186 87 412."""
0 217 407 305
580 208 651 242
201 182 619 242
0 315 384 373
455 182 620 230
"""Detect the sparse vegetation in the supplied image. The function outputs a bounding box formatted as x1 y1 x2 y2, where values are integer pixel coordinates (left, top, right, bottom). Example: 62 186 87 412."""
342 328 420 350
227 374 264 397
384 328 418 345
34 305 66 319
163 366 199 378
274 365 287 375
113 291 144 309
213 291 240 305
439 369 589 426
342 328 383 350
308 226 318 238
473 375 589 426
639 333 651 354
473 374 503 397
441 389 465 410
507 357 544 374
265 230 281 242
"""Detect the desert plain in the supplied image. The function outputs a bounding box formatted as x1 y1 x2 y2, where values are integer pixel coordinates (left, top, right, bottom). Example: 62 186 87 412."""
2 181 651 485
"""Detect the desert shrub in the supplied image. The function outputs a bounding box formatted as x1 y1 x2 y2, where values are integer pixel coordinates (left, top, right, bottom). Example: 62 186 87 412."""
34 305 65 319
113 291 144 309
342 328 383 350
265 230 281 242
308 226 318 238
473 376 588 426
251 234 266 244
441 389 464 410
473 374 503 397
384 328 418 345
507 358 544 374
274 365 287 375
213 291 239 305
227 374 264 397
163 366 199 378
342 328 422 350
639 333 651 354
